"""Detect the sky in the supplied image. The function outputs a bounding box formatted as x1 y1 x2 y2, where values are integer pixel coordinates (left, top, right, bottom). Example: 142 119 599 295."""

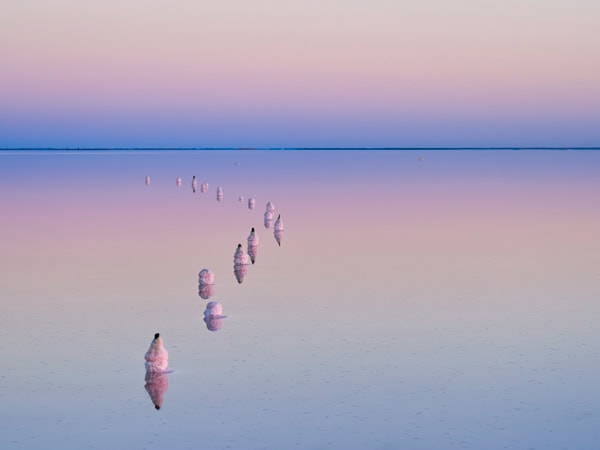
1 0 600 148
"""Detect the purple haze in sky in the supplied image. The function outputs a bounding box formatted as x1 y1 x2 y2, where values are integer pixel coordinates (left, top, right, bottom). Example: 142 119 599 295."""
1 1 600 147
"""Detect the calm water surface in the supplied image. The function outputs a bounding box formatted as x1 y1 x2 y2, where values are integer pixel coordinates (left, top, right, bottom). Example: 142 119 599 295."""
1 150 599 449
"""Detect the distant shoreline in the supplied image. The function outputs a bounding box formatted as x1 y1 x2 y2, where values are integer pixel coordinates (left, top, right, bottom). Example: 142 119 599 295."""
1 147 599 152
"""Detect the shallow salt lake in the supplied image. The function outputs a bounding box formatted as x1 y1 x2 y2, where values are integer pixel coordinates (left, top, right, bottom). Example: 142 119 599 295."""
1 149 599 450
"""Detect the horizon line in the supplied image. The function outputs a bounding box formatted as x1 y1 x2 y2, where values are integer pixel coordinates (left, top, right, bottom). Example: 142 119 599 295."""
1 147 600 151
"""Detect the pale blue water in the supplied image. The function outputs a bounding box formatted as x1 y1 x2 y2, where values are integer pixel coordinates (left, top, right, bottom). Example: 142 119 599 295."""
1 150 599 450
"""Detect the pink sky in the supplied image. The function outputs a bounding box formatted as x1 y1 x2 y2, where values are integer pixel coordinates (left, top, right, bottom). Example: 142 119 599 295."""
2 1 600 147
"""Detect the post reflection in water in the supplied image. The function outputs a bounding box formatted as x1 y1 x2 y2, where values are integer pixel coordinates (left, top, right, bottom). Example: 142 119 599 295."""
203 315 224 332
264 210 274 229
198 283 214 299
274 215 284 246
233 263 248 284
247 245 258 264
274 230 283 246
144 370 169 410
274 228 283 246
